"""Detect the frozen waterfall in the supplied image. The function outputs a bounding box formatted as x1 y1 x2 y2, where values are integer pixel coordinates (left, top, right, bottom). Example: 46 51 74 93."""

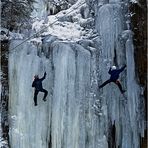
5 0 146 148
95 2 145 148
9 39 105 148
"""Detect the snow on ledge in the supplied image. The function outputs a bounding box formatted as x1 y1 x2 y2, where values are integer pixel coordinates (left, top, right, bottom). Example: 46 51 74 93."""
31 0 89 41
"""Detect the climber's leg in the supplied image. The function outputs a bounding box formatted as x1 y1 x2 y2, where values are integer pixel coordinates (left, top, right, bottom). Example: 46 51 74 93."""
99 79 111 89
34 90 39 106
40 89 48 101
114 80 126 94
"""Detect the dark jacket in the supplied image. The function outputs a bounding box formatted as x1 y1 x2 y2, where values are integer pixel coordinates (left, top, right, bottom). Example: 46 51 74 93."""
108 65 126 81
32 73 46 90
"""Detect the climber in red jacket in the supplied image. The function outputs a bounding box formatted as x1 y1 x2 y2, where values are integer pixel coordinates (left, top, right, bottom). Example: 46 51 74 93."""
32 72 48 106
99 65 126 94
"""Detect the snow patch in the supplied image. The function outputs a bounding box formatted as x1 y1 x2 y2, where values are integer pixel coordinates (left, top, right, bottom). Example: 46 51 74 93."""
31 0 92 41
130 0 138 3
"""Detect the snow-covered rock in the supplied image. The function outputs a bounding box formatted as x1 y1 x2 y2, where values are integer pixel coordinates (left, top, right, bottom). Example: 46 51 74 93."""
31 0 94 41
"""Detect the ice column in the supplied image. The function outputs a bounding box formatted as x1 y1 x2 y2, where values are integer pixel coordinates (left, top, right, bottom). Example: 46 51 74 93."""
9 40 52 148
9 39 107 148
125 31 145 148
50 42 91 148
95 1 145 148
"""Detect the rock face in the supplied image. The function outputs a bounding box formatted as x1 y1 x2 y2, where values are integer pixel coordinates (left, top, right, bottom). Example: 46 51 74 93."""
5 0 146 148
1 41 9 148
129 0 147 147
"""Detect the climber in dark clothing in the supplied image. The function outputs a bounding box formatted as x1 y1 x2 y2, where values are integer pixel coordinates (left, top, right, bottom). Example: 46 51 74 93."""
99 65 126 94
32 72 48 106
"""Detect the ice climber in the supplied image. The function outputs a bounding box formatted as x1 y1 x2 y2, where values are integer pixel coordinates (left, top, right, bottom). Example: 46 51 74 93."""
32 72 48 106
99 65 126 94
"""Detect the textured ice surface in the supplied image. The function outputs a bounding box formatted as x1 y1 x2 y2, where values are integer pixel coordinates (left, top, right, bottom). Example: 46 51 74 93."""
9 38 108 148
9 40 53 148
95 2 145 148
7 0 145 148
31 0 48 19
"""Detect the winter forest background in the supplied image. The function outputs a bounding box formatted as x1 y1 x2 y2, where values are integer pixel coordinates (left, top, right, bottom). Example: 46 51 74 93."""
0 0 147 148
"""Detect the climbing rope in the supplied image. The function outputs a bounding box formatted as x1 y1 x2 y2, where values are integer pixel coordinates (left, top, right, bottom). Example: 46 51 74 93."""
1 1 86 57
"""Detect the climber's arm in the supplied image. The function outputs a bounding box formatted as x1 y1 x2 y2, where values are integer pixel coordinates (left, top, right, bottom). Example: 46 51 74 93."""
40 72 47 81
108 67 112 74
32 81 35 87
118 65 126 73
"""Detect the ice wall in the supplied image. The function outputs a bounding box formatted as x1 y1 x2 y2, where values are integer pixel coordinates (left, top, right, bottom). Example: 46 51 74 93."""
95 1 145 148
8 0 145 148
9 37 108 148
31 0 48 19
9 41 52 148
